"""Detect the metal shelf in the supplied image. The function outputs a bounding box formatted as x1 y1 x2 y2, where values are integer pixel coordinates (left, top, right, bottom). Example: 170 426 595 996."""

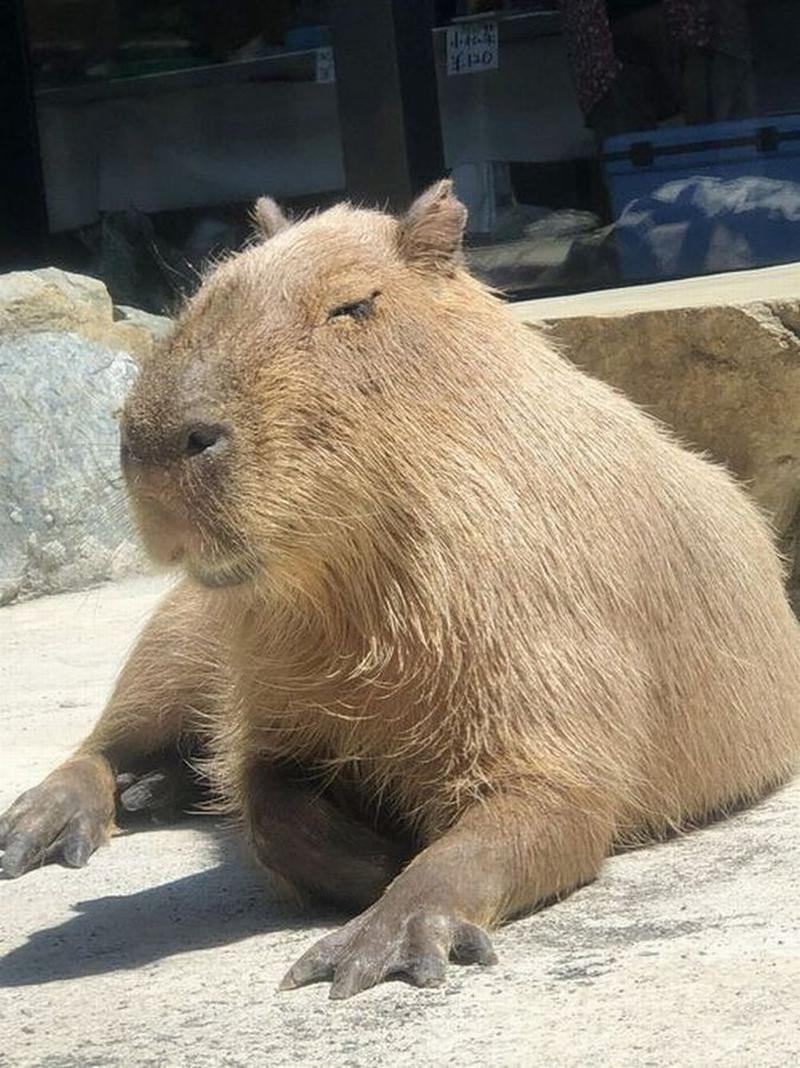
35 45 330 107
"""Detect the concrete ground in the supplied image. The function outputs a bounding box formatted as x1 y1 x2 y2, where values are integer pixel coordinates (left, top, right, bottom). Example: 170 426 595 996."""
1 575 799 1068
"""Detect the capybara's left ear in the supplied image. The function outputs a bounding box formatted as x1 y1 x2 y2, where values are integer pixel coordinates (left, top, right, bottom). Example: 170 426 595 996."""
397 179 467 271
251 196 291 240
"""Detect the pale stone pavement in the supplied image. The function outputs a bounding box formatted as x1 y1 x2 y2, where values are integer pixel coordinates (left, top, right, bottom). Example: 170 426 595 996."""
1 576 799 1067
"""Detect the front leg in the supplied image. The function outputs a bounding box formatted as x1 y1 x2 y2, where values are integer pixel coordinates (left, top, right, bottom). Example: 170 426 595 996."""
280 785 614 999
0 580 222 877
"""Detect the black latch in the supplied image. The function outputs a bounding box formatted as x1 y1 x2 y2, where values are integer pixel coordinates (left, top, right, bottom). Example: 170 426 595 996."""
629 141 654 168
756 126 780 153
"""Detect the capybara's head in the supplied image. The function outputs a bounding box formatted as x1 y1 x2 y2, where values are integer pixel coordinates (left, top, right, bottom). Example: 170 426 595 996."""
119 180 501 593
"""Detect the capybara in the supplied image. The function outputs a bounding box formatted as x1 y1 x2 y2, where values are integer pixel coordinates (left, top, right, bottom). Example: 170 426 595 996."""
2 181 799 1000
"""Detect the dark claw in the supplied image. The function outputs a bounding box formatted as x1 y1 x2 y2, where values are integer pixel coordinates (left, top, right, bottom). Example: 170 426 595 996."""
62 835 92 868
115 755 209 826
404 951 448 989
0 792 35 849
329 957 387 1001
119 771 172 813
279 947 336 990
451 922 498 966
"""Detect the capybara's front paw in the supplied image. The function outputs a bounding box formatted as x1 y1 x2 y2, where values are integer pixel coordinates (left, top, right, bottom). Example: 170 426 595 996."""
0 755 115 878
279 900 498 1000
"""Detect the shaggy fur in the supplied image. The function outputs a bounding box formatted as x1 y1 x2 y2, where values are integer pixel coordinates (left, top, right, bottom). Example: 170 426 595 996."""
120 181 800 909
3 181 799 989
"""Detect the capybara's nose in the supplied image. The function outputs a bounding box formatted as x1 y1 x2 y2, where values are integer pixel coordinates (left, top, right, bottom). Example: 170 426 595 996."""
120 416 229 467
181 422 228 458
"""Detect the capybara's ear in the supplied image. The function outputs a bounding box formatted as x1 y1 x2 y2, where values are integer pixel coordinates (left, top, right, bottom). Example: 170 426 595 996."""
397 179 467 270
252 196 291 240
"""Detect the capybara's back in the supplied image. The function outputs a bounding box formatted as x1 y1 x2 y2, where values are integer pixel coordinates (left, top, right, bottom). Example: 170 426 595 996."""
485 340 800 841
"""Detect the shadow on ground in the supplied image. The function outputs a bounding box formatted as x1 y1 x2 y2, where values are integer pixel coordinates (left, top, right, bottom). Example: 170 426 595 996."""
0 824 340 988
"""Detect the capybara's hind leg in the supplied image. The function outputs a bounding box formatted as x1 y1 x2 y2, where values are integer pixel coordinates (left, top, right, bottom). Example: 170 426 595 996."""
114 740 210 825
245 763 415 912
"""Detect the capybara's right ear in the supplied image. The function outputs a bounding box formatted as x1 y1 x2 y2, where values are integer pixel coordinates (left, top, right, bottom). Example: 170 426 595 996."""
397 179 468 271
252 196 291 240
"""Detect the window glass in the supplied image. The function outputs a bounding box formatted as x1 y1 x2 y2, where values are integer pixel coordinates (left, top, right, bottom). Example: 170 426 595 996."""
14 2 800 304
23 0 343 311
434 1 800 297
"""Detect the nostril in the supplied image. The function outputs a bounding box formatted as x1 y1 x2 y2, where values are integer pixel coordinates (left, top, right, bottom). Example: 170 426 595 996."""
183 422 228 458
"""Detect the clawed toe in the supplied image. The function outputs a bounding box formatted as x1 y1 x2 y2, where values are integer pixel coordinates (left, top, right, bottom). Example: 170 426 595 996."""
279 908 497 1000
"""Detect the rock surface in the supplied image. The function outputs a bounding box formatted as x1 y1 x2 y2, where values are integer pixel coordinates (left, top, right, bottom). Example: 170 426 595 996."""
1 575 799 1067
0 269 170 605
513 270 800 601
542 303 800 533
0 268 166 362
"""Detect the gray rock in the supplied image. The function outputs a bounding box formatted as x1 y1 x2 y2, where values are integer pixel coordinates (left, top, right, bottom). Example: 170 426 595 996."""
0 268 171 605
0 266 170 361
0 332 147 605
113 303 174 344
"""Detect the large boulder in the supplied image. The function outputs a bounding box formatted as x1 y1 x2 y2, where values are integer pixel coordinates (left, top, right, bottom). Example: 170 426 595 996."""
0 268 170 358
515 290 800 606
0 270 170 605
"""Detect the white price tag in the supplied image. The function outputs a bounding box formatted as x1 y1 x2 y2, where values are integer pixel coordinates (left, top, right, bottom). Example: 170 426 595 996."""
316 47 336 83
446 21 499 76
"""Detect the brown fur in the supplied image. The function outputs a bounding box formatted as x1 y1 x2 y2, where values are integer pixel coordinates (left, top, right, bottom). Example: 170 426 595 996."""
126 181 800 857
3 181 800 994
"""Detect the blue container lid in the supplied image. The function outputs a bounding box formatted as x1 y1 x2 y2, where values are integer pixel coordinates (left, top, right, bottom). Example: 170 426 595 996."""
603 114 800 173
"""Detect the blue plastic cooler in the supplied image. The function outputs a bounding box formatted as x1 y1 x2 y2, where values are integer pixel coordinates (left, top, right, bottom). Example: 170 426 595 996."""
601 115 800 281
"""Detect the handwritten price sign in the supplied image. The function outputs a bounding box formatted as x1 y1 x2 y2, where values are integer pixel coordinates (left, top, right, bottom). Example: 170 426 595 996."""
446 21 499 76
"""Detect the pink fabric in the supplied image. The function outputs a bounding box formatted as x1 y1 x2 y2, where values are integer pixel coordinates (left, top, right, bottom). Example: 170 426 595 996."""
558 0 715 113
558 0 620 114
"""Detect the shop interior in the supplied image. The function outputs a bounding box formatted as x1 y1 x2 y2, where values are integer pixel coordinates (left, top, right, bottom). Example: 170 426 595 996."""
15 0 800 311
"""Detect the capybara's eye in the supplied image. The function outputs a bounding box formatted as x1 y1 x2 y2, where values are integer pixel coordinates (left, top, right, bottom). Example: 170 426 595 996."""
327 291 381 323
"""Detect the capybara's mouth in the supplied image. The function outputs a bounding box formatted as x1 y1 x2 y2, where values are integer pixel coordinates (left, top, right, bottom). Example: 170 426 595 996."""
184 555 258 589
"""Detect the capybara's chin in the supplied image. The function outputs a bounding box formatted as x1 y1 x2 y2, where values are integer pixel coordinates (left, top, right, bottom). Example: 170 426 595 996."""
125 493 259 588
